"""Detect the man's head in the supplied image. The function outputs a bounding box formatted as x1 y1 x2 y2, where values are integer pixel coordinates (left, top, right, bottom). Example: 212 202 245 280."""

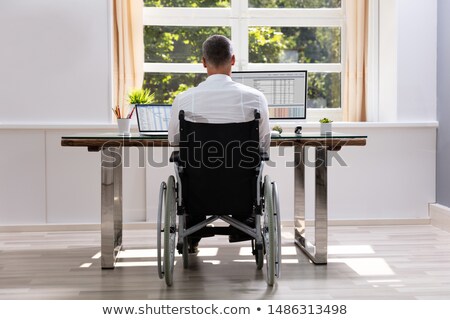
202 35 235 75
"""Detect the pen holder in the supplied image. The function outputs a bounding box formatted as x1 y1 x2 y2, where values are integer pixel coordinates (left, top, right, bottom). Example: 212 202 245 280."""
117 118 131 135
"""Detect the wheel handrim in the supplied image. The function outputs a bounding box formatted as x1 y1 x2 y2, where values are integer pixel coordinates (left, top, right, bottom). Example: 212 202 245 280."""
263 176 276 286
163 176 177 286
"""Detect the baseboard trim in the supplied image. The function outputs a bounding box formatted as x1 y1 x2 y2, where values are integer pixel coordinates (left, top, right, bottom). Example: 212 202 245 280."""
328 218 430 226
0 219 431 233
0 222 153 233
430 203 450 232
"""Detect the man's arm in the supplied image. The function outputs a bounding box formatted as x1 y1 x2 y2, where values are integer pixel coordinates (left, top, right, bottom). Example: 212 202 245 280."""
258 94 271 153
168 97 180 146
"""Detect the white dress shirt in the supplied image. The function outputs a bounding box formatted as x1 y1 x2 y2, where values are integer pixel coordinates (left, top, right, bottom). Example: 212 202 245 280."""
168 74 271 152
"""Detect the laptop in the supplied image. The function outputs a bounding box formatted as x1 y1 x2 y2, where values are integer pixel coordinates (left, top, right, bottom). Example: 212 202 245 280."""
135 104 171 136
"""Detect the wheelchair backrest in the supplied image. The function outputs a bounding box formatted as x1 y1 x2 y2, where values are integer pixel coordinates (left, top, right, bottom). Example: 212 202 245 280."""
178 110 261 217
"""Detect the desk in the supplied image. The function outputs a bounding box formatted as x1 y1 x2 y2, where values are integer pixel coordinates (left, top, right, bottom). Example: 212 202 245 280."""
61 132 367 268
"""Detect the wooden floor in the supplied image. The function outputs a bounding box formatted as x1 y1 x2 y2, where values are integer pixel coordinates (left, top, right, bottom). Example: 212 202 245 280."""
1 224 450 300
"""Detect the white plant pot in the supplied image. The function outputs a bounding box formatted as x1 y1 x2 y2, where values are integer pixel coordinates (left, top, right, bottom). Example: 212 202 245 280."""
117 118 132 135
320 122 332 135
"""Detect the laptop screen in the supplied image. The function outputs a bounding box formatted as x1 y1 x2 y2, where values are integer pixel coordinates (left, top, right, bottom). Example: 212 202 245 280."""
135 104 171 133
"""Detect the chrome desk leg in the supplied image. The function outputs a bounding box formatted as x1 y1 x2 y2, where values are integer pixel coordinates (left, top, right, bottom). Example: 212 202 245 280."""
294 145 328 265
101 147 123 269
294 145 307 253
314 147 328 264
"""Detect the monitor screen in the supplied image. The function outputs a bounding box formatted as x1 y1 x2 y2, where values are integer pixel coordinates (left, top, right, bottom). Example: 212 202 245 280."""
231 70 307 120
135 104 171 132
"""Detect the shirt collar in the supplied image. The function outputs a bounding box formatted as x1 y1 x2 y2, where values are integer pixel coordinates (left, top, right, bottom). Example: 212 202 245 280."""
205 74 232 82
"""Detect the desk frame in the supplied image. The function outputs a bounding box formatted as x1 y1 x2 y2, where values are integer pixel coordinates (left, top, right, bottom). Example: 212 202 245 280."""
62 135 365 268
294 145 328 264
100 147 123 268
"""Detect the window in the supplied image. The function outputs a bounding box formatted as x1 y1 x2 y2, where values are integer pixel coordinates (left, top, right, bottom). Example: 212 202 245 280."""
143 0 345 115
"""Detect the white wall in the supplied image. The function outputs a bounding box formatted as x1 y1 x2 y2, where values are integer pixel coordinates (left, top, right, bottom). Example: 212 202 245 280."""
436 0 450 207
329 125 436 220
396 0 437 122
0 0 111 124
378 0 398 122
0 126 148 226
0 131 46 225
378 0 437 122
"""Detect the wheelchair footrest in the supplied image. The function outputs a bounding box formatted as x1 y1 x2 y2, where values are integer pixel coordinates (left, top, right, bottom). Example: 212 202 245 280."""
191 226 232 238
189 226 255 243
191 226 241 238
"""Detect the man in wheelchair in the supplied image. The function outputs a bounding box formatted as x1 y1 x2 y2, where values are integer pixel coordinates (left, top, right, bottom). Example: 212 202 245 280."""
168 35 271 249
159 35 280 286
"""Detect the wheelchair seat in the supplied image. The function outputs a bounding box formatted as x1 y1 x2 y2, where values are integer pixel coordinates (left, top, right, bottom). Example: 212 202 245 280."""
157 109 281 286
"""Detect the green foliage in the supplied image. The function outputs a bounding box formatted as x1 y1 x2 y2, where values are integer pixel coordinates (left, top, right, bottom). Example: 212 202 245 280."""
143 73 207 105
249 0 341 8
272 125 283 134
143 24 229 104
144 26 230 63
144 0 229 7
249 27 288 63
127 88 155 104
144 0 340 7
319 117 332 123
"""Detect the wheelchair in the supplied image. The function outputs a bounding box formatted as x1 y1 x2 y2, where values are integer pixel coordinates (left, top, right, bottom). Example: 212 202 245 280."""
157 110 281 286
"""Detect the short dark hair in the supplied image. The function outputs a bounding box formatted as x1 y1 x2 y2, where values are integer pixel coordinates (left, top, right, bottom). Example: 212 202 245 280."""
202 35 233 67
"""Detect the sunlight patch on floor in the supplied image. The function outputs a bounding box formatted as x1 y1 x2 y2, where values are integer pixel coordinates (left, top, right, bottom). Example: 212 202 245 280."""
239 246 297 256
79 263 92 268
367 279 402 283
281 259 300 264
202 260 221 265
197 248 219 257
115 261 160 267
233 259 255 263
91 252 101 259
117 249 158 259
329 258 395 276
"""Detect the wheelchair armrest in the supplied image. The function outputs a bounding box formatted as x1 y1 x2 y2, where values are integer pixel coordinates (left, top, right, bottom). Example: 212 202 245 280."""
260 152 270 162
170 151 180 163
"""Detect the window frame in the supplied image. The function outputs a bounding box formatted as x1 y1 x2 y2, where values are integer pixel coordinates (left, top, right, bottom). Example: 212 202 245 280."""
143 0 346 120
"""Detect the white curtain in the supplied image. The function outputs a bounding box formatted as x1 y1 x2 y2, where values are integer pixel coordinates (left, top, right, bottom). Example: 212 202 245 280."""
113 0 144 116
343 0 369 122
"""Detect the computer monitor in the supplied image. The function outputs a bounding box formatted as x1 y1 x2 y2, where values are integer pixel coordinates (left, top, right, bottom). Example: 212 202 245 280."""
231 70 307 120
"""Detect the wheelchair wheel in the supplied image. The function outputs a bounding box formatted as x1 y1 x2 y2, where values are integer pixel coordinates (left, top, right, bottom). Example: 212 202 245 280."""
256 248 264 270
263 175 278 286
163 176 177 286
181 215 189 269
157 182 166 281
252 240 264 270
272 180 282 279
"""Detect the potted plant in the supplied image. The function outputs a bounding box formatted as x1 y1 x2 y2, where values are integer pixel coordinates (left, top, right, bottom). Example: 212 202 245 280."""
270 125 283 137
128 88 155 106
126 88 155 125
319 117 333 135
272 125 283 134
